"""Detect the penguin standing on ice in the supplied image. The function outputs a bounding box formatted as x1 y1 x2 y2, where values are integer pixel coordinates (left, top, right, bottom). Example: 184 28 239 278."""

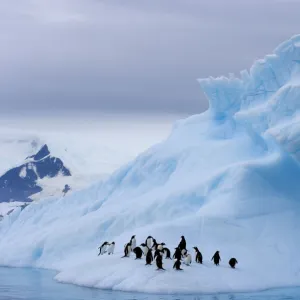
98 242 109 256
145 248 153 265
156 252 165 270
173 258 183 270
229 258 238 269
122 242 132 258
173 247 182 260
193 247 203 264
178 236 186 251
145 236 153 249
184 253 192 266
140 243 149 256
211 251 221 266
107 242 115 255
133 247 143 259
163 247 172 259
130 235 136 252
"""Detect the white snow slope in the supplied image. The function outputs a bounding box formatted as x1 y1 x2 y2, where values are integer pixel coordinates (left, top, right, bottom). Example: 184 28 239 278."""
1 35 300 294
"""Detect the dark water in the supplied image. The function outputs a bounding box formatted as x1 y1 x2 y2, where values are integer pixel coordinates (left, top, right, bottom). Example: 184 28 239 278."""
0 267 299 300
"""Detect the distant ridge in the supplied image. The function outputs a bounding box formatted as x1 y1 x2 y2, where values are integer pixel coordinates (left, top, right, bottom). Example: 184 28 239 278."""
0 144 71 203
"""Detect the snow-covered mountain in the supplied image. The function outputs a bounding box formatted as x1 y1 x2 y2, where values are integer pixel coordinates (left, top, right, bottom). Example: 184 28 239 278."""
0 144 71 217
1 35 300 294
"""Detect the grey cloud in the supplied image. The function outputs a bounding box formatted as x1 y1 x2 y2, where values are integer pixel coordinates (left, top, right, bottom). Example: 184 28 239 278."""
0 0 300 114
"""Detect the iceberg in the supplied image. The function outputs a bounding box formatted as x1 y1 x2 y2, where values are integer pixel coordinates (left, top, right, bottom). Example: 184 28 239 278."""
1 35 300 294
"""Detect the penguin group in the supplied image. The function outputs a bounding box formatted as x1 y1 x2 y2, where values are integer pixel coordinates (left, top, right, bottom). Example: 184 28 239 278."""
98 241 115 256
98 235 238 270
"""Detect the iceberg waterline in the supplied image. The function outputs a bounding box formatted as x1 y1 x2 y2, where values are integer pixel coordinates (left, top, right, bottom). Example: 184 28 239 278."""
1 35 300 294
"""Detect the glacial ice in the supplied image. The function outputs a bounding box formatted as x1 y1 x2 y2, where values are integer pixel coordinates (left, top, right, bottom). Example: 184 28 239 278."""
1 35 300 294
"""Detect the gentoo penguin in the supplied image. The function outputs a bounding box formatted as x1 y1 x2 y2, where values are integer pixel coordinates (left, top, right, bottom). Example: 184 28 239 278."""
133 247 143 259
122 242 131 258
229 258 238 269
156 252 165 270
107 242 115 255
140 243 149 256
173 258 183 270
173 247 182 260
193 247 203 264
181 248 187 257
184 253 192 266
211 251 221 266
98 241 109 256
163 247 172 259
157 242 166 251
178 236 186 251
145 248 153 265
130 235 136 252
145 236 153 249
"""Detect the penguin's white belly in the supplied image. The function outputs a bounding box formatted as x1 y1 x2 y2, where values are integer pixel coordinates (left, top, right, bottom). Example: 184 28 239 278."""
142 246 148 255
100 245 107 254
146 239 152 249
107 244 115 254
185 255 192 265
131 239 136 250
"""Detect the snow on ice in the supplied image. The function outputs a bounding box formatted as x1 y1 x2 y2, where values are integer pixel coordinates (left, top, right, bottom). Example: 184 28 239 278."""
1 35 300 294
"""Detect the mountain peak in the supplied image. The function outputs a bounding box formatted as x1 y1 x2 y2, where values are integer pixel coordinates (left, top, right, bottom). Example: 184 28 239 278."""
27 144 50 161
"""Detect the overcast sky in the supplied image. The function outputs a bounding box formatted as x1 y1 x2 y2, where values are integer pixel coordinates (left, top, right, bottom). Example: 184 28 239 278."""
1 0 300 115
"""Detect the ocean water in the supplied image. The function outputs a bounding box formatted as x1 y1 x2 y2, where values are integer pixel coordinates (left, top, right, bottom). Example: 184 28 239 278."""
0 267 299 300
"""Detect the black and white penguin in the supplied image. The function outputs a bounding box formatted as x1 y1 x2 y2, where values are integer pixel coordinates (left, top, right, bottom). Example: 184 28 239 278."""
178 236 186 251
173 247 182 260
130 235 136 252
211 251 221 266
173 258 183 270
156 252 165 270
98 241 109 256
140 243 149 256
193 247 203 264
107 242 115 255
145 236 153 249
133 247 143 259
157 242 166 251
229 258 238 269
163 247 172 259
122 242 132 258
145 248 153 265
184 253 192 266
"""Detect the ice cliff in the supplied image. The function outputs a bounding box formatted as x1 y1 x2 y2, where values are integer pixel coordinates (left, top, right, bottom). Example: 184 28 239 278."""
0 35 300 294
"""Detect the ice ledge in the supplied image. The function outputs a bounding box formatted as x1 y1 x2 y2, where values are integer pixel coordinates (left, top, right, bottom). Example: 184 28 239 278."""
198 34 300 118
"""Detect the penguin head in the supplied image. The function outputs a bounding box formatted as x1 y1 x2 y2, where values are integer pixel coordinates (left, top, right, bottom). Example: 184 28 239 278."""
111 242 115 245
161 242 166 246
131 235 135 240
181 236 184 239
193 246 198 251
